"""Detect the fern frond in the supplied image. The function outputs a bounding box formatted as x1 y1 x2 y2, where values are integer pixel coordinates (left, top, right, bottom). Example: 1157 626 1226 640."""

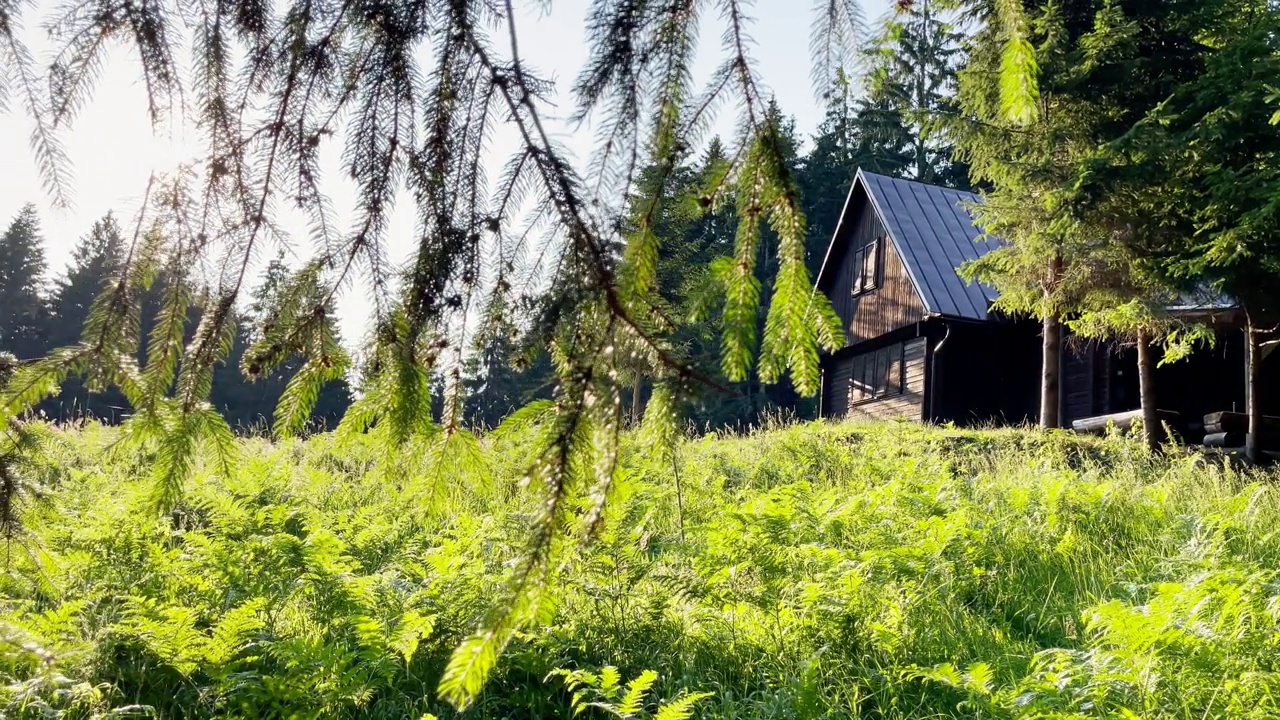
654 691 715 720
617 669 659 716
203 598 266 669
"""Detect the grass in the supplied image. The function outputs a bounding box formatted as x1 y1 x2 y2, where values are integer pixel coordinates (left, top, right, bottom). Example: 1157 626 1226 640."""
0 418 1277 718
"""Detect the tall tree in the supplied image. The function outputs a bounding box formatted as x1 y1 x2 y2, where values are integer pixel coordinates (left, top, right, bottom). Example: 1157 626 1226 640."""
45 213 128 421
49 214 124 347
227 252 353 432
954 0 1102 429
1094 1 1280 461
960 0 1233 444
865 0 967 187
800 71 906 278
1049 0 1219 451
0 205 50 361
460 293 552 429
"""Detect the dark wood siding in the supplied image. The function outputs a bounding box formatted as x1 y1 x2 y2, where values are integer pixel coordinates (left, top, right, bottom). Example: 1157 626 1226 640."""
822 337 927 421
1062 339 1124 423
1062 342 1096 424
824 194 927 349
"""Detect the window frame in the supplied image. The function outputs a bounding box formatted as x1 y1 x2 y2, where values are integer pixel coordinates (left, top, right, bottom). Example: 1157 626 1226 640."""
849 236 882 297
847 341 907 408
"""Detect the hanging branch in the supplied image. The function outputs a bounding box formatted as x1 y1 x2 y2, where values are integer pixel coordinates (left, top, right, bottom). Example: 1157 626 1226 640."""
0 0 878 706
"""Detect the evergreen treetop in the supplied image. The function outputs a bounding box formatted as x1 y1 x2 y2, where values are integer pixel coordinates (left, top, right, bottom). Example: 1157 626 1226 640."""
0 205 50 360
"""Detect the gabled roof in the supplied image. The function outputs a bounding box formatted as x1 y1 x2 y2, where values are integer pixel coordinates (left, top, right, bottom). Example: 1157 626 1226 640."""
816 169 1001 321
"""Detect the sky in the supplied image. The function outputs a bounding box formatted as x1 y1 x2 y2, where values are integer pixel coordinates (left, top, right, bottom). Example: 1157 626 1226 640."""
0 0 894 341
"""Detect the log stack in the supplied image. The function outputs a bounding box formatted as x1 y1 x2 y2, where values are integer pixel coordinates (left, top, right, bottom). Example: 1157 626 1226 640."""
1201 412 1280 450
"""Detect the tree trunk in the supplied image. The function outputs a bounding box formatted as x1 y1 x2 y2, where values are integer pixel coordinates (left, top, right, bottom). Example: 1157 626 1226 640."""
1137 329 1160 452
1040 255 1063 429
1040 312 1061 429
1246 315 1262 464
630 374 643 426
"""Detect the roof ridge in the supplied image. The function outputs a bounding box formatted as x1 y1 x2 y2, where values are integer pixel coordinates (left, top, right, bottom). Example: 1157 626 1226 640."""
858 170 979 199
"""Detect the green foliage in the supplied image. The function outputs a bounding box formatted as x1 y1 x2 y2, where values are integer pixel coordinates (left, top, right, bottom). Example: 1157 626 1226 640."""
43 213 131 423
0 419 1275 717
550 666 712 719
956 0 1222 366
460 292 552 431
863 0 968 187
995 0 1040 124
1095 2 1280 321
0 205 50 361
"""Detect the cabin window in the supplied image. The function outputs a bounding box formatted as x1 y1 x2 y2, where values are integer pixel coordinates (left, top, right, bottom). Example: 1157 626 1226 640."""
847 342 907 406
850 237 881 296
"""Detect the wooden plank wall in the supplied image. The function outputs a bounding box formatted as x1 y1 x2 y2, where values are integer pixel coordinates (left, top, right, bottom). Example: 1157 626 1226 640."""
821 356 855 418
825 196 928 348
1063 339 1114 422
824 338 927 421
1062 344 1095 423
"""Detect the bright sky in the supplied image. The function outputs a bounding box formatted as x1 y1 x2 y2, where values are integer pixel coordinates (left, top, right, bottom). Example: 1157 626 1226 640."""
0 0 894 341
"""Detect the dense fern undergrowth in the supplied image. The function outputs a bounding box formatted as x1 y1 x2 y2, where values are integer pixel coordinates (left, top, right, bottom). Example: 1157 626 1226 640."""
0 419 1277 719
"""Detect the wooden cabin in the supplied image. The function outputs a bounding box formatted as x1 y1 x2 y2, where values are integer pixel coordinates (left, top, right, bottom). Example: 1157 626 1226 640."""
814 170 1274 427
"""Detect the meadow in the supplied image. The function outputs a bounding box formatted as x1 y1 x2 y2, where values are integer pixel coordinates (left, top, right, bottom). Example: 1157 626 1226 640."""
0 418 1276 719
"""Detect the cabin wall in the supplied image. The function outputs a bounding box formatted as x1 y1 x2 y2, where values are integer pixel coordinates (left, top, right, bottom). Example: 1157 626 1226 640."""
1062 329 1261 432
824 195 928 348
931 321 1041 425
1062 339 1126 423
821 335 927 421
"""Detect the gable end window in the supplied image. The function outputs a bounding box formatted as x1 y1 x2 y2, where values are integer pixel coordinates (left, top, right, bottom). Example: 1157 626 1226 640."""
850 237 881 296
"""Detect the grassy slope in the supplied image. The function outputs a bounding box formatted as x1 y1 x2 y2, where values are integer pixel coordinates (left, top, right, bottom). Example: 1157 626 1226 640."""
0 420 1277 719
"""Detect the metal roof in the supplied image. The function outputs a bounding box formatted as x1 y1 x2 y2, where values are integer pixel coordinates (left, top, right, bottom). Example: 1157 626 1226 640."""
857 170 1001 321
815 170 1241 325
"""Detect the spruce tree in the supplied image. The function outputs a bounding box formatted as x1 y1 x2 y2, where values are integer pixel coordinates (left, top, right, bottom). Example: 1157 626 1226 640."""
1051 0 1219 451
801 72 899 279
958 0 1228 441
955 0 1158 429
1091 1 1280 460
224 252 353 432
46 213 128 421
0 205 50 361
460 293 552 429
49 214 124 347
865 0 967 187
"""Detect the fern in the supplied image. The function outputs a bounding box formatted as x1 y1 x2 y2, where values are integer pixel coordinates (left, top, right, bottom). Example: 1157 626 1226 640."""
550 666 712 720
0 0 935 706
615 670 658 717
654 692 715 720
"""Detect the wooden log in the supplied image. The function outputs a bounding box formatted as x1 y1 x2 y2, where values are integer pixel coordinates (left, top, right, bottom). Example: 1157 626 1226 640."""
1205 413 1280 446
1203 411 1280 434
1071 409 1180 436
1204 431 1246 448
